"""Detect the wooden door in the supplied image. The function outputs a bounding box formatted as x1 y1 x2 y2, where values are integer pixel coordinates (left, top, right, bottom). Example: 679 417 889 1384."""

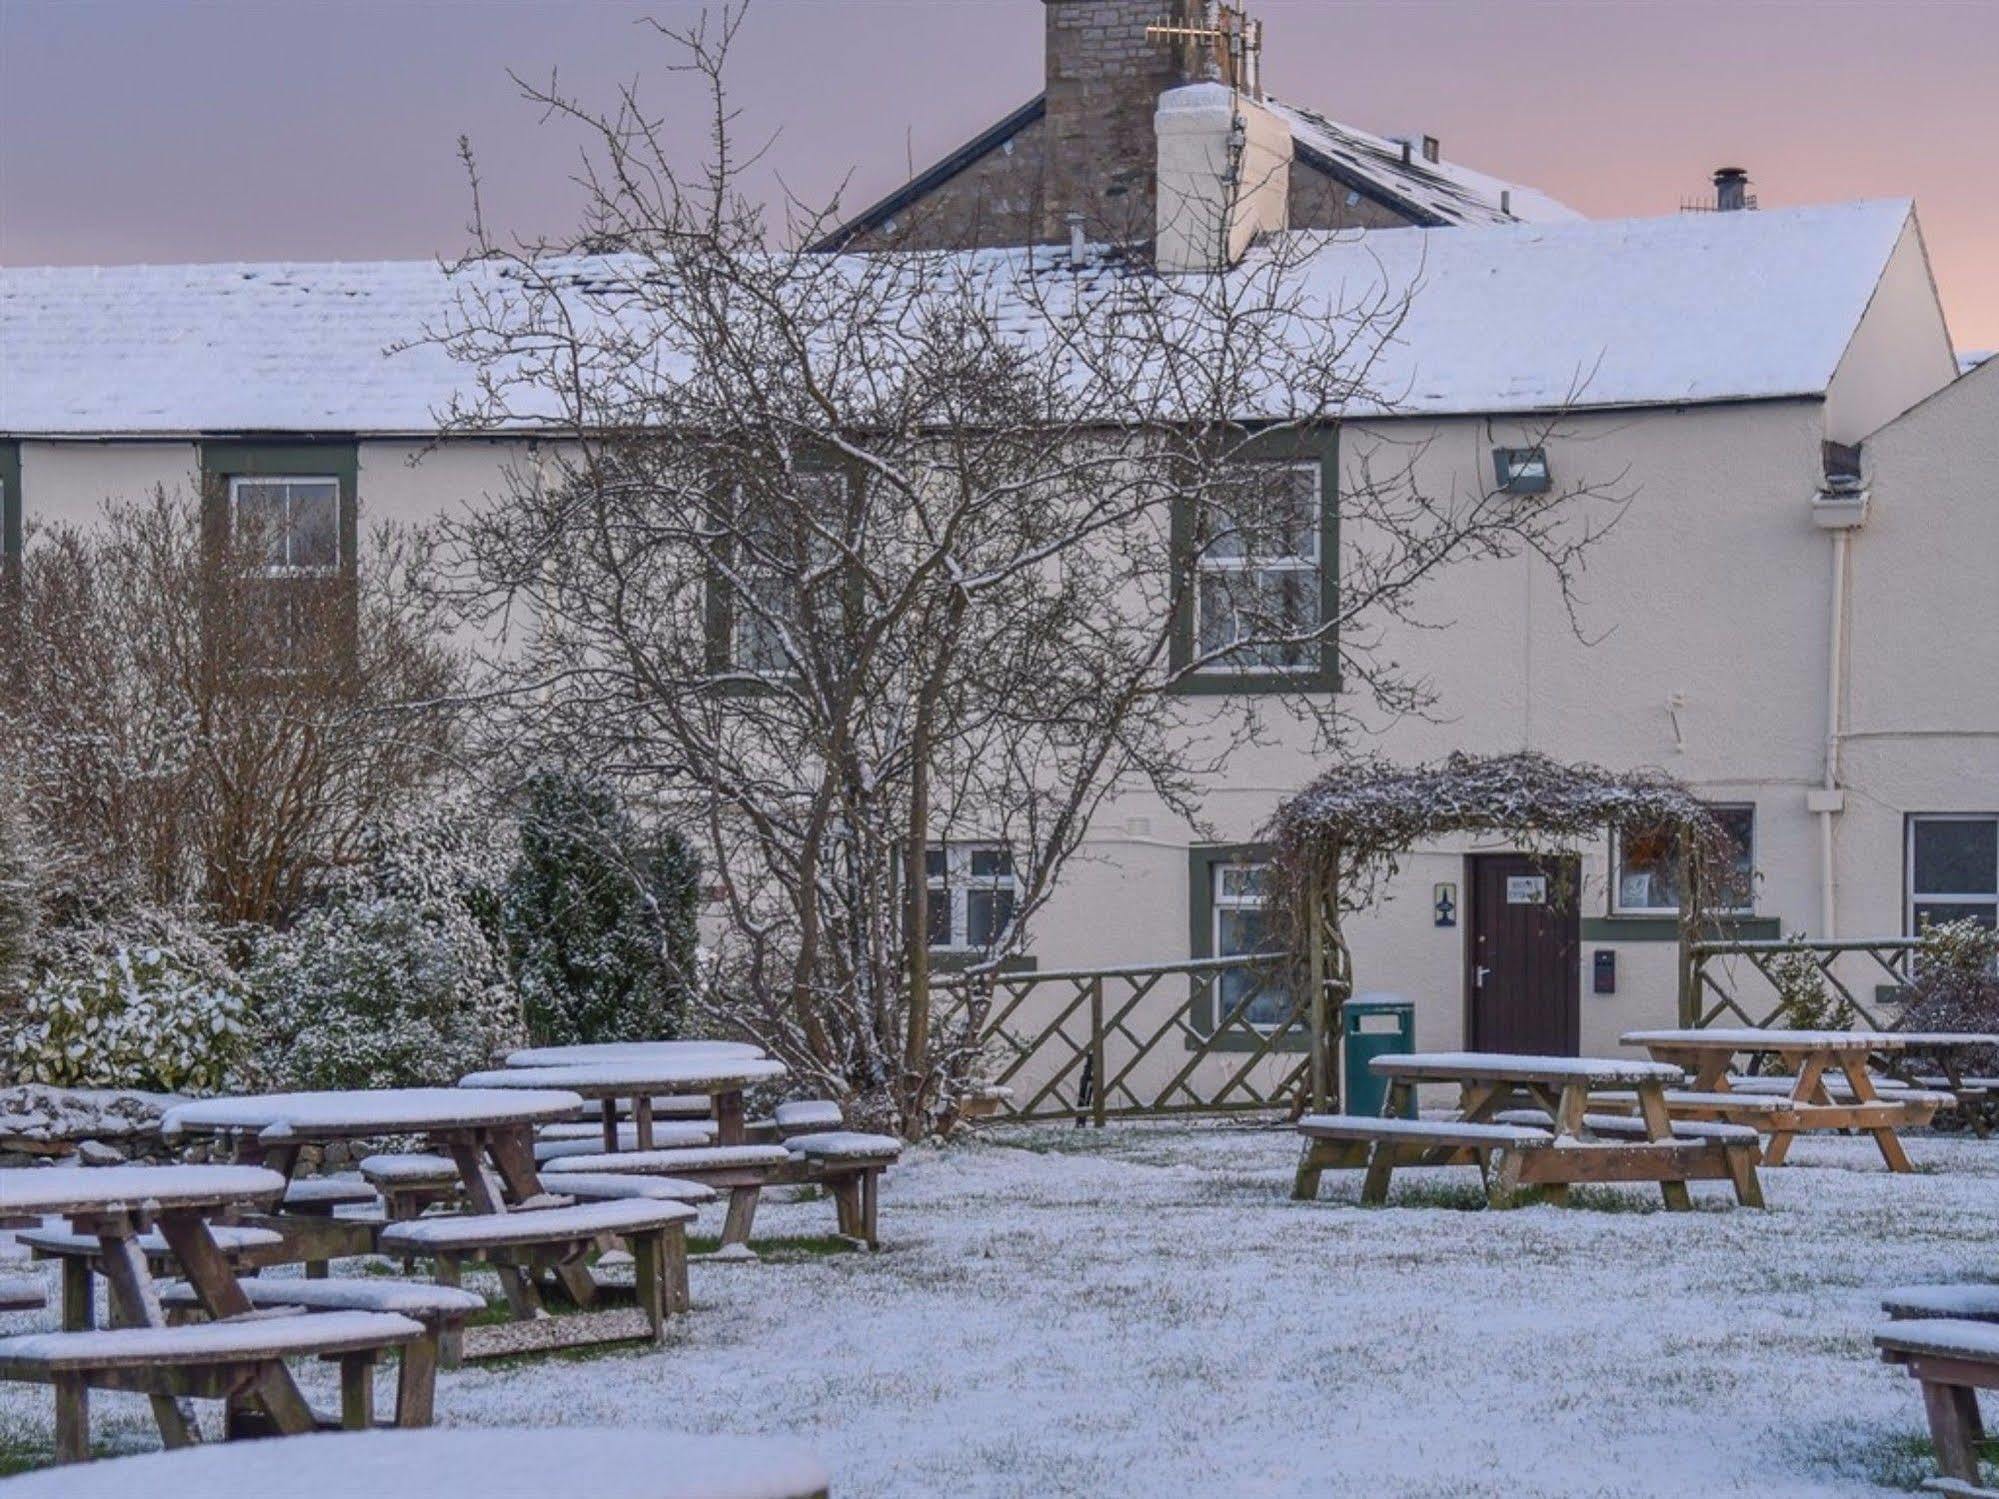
1466 854 1580 1056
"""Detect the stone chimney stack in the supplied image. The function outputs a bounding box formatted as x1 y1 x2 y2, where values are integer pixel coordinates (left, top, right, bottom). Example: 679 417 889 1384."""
1041 0 1206 244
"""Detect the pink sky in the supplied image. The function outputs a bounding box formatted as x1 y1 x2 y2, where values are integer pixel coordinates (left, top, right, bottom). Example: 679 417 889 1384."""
2 0 1994 349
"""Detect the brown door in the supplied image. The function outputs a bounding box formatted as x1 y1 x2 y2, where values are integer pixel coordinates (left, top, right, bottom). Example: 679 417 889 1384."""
1467 854 1581 1056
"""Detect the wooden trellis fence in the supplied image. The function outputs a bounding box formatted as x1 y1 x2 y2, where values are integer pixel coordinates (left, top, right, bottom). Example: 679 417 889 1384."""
1679 936 1919 1031
937 955 1322 1125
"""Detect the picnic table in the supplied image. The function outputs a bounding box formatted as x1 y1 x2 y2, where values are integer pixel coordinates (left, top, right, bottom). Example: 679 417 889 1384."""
162 1088 588 1313
1294 1051 1763 1210
1871 1032 1999 1136
461 1056 790 1151
504 1040 766 1069
1621 1028 1951 1171
0 1424 832 1498
0 1163 320 1451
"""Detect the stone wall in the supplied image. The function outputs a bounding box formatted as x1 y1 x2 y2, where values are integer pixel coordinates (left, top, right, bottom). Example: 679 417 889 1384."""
838 118 1053 253
1288 158 1420 232
1042 0 1194 244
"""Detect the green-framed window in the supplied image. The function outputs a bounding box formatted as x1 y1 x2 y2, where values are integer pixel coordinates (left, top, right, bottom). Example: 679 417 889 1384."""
1170 425 1340 695
1187 842 1304 1049
199 441 359 577
199 440 360 669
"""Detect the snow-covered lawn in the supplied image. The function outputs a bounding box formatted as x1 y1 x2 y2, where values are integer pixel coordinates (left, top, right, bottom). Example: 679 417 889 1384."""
5 1122 1993 1496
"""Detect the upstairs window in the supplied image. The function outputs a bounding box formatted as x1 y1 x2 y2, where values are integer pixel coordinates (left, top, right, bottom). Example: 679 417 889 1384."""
731 470 846 675
1909 816 1998 933
925 843 1018 953
231 476 340 575
1614 806 1756 915
1194 461 1322 674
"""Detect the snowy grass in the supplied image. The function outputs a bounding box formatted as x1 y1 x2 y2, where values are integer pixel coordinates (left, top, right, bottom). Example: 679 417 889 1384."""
4 1122 1997 1495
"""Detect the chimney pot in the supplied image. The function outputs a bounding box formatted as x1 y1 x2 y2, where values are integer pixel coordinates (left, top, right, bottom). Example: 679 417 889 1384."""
1713 166 1751 212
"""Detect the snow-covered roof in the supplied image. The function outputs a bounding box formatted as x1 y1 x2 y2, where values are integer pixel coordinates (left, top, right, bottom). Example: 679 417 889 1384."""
1264 99 1580 227
0 200 1915 436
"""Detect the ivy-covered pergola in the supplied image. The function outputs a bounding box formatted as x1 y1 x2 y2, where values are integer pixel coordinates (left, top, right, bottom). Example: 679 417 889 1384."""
1263 750 1734 1110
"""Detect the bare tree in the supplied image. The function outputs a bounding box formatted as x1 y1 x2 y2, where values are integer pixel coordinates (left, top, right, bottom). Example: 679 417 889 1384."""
0 488 462 925
429 6 1622 1133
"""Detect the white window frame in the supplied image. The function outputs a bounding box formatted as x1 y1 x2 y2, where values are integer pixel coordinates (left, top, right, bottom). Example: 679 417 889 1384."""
1907 814 1999 935
229 475 341 577
1611 804 1757 917
1212 860 1282 1032
1192 461 1322 676
925 842 1019 954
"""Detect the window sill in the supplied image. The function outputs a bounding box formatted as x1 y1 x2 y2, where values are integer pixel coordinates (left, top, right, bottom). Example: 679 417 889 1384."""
925 953 1037 976
1172 670 1340 697
1183 1026 1312 1054
1580 915 1782 943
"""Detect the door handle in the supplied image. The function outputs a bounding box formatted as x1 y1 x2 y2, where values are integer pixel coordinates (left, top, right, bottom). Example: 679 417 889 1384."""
1475 966 1491 988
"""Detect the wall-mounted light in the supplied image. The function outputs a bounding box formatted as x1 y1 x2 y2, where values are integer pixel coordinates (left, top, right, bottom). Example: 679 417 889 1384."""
1493 446 1552 495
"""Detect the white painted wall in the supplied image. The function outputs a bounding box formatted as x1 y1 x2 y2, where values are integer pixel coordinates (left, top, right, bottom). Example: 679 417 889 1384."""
18 442 198 530
1839 360 1999 940
1824 217 1962 446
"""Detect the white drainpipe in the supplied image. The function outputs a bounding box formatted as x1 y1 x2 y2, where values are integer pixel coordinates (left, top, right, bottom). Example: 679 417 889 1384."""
1810 477 1871 939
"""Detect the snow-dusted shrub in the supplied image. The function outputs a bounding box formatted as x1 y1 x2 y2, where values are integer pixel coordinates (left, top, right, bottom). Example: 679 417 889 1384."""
1898 919 1999 1046
6 938 248 1093
1767 935 1853 1032
249 804 525 1090
502 772 699 1047
0 780 39 1004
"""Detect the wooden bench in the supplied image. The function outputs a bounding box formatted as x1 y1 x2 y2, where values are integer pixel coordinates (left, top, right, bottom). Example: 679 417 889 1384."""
377 1198 696 1355
769 1100 844 1141
1878 1319 1999 1489
535 1121 715 1164
1492 1110 1765 1206
1292 1115 1554 1206
544 1145 792 1254
0 1276 46 1314
778 1131 900 1248
21 1224 288 1332
1884 1286 1999 1325
1591 1089 1791 1116
357 1153 463 1224
159 1276 481 1425
0 1309 423 1463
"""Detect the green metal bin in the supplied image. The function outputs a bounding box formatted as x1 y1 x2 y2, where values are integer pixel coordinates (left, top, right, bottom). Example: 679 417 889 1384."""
1342 994 1415 1119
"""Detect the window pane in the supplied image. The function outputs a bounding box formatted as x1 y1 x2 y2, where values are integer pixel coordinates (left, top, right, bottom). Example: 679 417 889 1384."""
287 481 340 570
966 889 1014 949
1617 823 1681 912
1217 864 1267 903
1617 811 1753 913
1211 464 1317 561
234 481 290 570
926 888 954 948
924 849 947 884
1714 807 1755 911
1914 901 1998 932
1197 568 1318 668
1914 820 1999 896
969 848 1013 881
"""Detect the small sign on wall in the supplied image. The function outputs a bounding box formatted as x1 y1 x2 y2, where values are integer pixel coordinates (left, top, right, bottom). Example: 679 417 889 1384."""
1505 875 1548 905
1433 882 1457 927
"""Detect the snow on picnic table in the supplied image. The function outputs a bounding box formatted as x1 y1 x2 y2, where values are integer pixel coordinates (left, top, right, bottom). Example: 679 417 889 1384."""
4 1124 1992 1496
